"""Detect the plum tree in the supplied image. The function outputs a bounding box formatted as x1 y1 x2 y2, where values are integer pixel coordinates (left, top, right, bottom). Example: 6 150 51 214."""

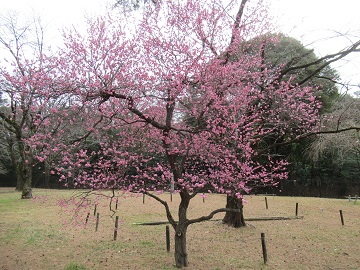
47 1 326 267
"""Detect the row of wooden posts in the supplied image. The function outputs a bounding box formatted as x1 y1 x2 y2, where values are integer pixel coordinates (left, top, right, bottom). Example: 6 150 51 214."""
83 195 348 265
264 197 347 225
347 195 358 204
85 207 269 264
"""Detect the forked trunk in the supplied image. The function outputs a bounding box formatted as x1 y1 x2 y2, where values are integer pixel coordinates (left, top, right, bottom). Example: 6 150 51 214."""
222 195 246 227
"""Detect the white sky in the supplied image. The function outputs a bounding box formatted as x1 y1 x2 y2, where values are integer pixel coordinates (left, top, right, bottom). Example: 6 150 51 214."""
270 0 360 95
1 0 360 94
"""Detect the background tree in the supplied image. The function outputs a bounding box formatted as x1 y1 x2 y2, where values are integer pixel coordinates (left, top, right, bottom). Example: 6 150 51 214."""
0 91 11 176
0 13 69 198
220 32 343 225
113 0 159 10
257 33 340 195
308 94 360 196
241 33 359 193
259 35 359 197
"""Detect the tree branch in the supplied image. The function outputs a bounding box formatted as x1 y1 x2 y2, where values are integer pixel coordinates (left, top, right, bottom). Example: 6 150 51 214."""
144 191 177 229
110 92 167 130
258 126 360 153
186 207 241 226
230 0 248 45
277 40 360 86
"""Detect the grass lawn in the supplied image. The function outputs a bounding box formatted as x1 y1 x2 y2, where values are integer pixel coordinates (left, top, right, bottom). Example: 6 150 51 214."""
0 188 359 269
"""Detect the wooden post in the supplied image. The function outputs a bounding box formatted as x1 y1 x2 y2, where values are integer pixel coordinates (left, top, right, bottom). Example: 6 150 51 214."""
93 204 97 216
114 216 119 241
143 193 145 204
295 203 299 217
166 225 170 252
85 212 90 225
354 195 358 205
95 213 100 231
203 193 205 203
115 197 119 210
265 197 268 209
261 233 268 264
348 195 351 202
170 192 173 202
339 210 344 225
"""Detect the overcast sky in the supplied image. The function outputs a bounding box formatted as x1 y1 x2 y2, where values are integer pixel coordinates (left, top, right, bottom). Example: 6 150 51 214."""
1 0 360 94
270 0 360 94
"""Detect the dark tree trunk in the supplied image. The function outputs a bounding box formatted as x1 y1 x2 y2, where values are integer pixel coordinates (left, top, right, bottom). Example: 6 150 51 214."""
174 224 188 268
15 163 33 198
15 140 33 199
21 178 32 199
19 161 33 199
174 190 190 268
222 195 246 227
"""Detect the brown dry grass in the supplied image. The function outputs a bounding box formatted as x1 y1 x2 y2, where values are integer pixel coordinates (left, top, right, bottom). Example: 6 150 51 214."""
0 188 359 270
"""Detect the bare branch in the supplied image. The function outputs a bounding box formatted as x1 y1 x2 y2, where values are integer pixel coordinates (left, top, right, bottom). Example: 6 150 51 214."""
186 207 241 226
230 0 247 45
278 40 360 86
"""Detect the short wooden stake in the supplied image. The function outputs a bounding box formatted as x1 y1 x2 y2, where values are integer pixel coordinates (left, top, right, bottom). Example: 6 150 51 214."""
85 212 90 225
114 216 119 241
261 232 268 264
95 213 100 231
166 225 170 252
295 203 299 217
265 197 268 209
203 193 205 203
339 210 344 225
93 204 97 216
170 192 173 202
143 193 145 204
115 197 119 210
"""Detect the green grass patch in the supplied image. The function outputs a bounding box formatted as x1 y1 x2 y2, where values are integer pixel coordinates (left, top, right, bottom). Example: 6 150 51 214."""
64 262 86 270
139 240 156 247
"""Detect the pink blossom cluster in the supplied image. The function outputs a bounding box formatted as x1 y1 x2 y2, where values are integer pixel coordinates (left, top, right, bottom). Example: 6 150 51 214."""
21 0 320 198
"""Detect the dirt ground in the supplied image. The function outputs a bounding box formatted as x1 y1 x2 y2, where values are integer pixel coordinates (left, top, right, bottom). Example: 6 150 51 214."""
0 188 359 270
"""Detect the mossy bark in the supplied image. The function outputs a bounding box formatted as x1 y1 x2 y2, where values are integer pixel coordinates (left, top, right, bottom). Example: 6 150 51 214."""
15 139 33 199
19 161 33 199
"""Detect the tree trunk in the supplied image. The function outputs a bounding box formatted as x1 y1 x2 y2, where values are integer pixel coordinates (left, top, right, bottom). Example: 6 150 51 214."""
174 224 188 268
19 161 33 199
21 177 32 199
16 139 33 199
222 195 246 227
174 190 190 268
